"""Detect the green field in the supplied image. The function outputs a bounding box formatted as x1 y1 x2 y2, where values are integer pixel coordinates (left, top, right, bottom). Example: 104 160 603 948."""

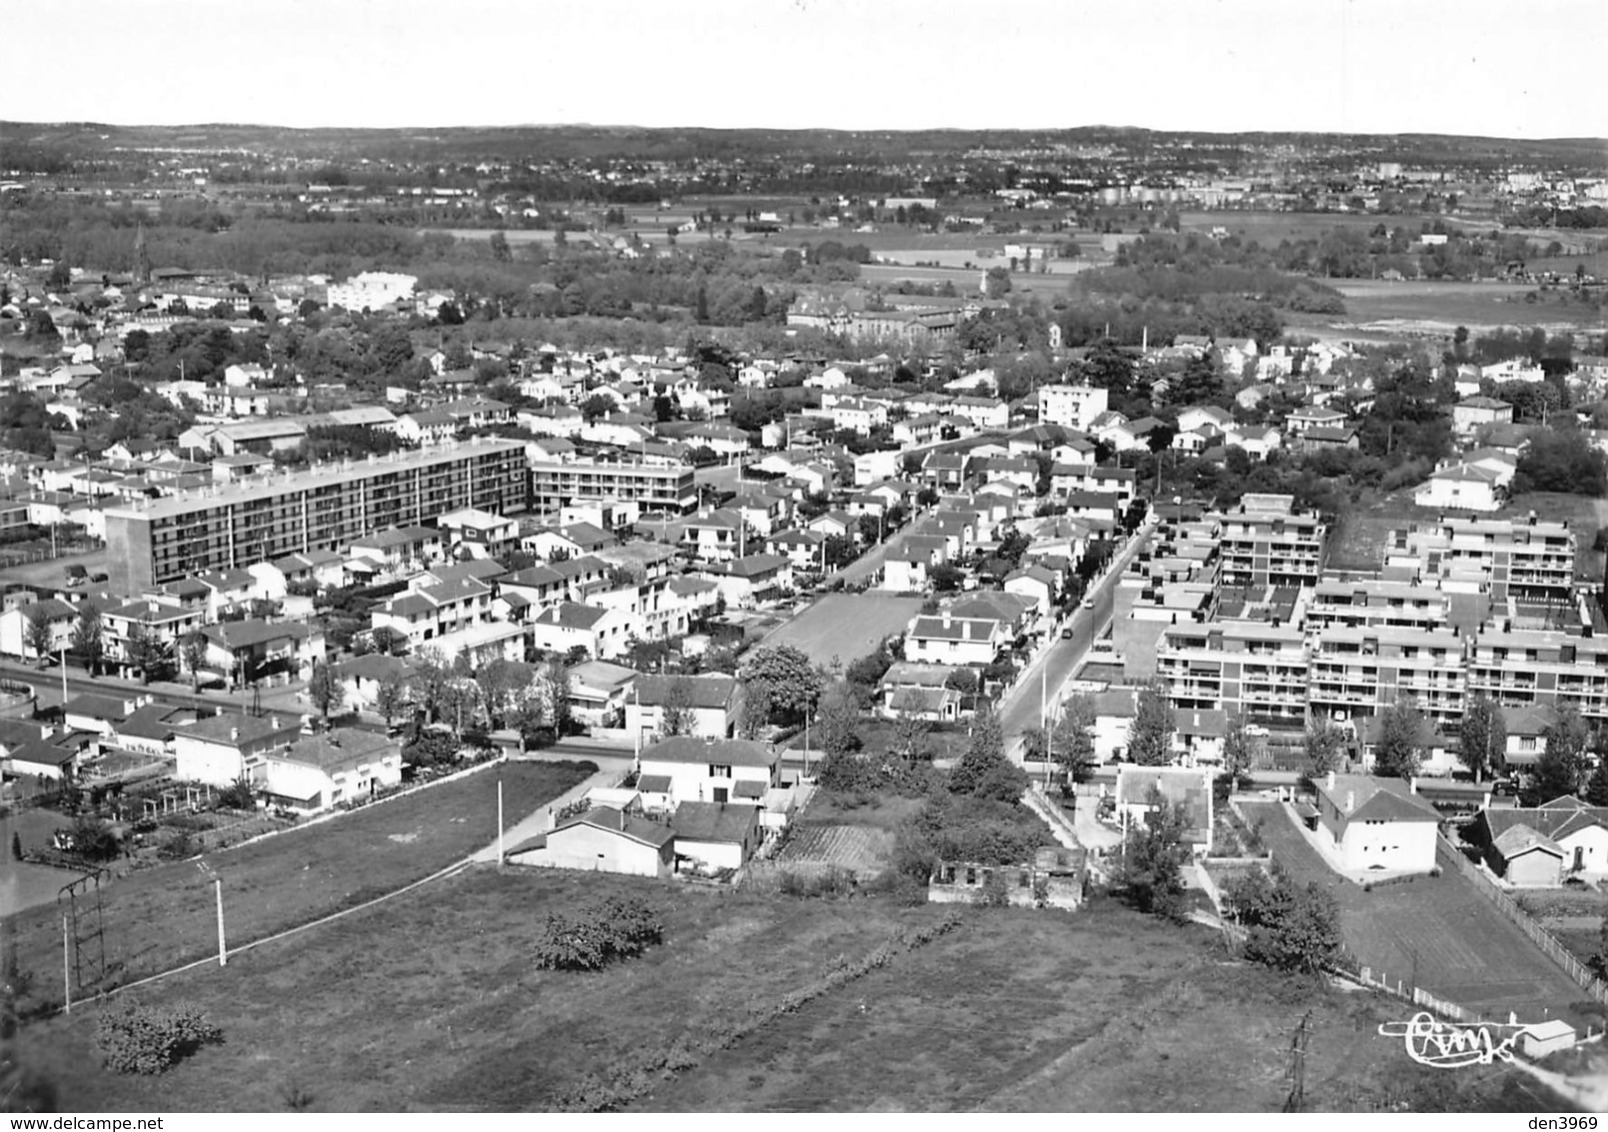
8 868 1567 1113
3 760 593 1018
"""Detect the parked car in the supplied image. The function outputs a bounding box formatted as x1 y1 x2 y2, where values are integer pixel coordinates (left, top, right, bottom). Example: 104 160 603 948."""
1082 597 1095 609
1061 626 1075 639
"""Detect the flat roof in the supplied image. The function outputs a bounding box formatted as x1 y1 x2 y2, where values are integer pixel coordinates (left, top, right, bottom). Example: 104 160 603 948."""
103 438 526 522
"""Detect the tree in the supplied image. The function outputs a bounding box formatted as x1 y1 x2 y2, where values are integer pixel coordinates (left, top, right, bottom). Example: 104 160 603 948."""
410 647 451 724
1458 694 1506 783
306 660 344 726
375 674 409 731
1305 719 1348 777
124 625 173 685
1119 786 1190 919
737 677 771 739
1219 712 1261 784
947 709 1027 800
180 629 208 692
1530 704 1591 805
1226 873 1343 974
930 563 964 592
12 830 23 860
489 228 511 262
24 606 52 662
890 692 932 762
816 679 862 759
1127 680 1176 766
580 392 616 424
367 626 408 657
740 645 822 727
1586 758 1608 807
658 676 697 738
536 660 572 737
96 999 222 1076
474 658 521 730
1051 693 1098 780
70 605 105 675
1373 699 1429 779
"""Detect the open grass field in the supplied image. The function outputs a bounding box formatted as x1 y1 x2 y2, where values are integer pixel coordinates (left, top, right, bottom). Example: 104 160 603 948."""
9 868 1564 1113
1244 801 1594 1025
759 592 924 671
2 760 593 1018
1329 278 1606 331
1177 210 1403 245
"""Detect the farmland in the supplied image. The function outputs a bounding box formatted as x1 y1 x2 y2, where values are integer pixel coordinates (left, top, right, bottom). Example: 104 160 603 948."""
2 760 593 1018
758 593 924 670
1244 801 1593 1024
8 867 1564 1113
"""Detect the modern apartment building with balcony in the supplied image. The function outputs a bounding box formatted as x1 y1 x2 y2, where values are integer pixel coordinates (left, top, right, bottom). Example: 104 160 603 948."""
1303 580 1452 633
1465 626 1608 723
1155 620 1309 726
104 439 528 593
1387 515 1576 605
1210 494 1326 589
528 455 697 516
1306 625 1467 729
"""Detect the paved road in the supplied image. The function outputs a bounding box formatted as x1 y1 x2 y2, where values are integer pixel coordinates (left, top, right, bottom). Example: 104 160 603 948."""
998 520 1156 760
0 657 304 723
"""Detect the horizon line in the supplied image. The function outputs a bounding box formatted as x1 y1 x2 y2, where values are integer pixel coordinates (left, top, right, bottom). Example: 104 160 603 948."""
4 119 1606 145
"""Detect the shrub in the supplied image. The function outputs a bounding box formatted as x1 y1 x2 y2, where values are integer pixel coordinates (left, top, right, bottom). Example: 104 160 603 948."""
96 1000 222 1075
975 869 1011 908
534 896 663 971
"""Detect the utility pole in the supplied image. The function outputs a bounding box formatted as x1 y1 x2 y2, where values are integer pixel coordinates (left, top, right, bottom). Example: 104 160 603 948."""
214 877 227 967
62 914 71 1015
1283 1010 1313 1113
59 647 68 713
497 779 505 866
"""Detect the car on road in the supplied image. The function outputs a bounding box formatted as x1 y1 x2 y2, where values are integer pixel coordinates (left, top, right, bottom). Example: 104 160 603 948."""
1081 597 1095 609
1061 626 1075 639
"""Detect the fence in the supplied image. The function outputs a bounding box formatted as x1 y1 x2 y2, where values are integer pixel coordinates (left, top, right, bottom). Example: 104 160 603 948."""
1436 833 1608 1008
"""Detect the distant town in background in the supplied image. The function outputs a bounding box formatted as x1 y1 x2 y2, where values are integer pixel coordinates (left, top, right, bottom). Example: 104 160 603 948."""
2 122 1607 1114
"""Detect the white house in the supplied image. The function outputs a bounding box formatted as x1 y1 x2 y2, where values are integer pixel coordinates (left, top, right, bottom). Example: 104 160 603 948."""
636 735 780 806
172 712 297 788
509 806 675 877
904 614 1008 666
1413 464 1504 512
1307 772 1439 874
624 674 741 742
252 727 403 814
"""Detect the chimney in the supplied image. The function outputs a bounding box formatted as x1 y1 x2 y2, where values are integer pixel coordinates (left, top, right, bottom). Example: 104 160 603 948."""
1346 790 1355 812
271 715 281 729
1409 776 1418 795
1325 770 1336 791
230 726 239 742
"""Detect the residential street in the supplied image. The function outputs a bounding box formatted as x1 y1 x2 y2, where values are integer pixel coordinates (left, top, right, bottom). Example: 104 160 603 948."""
997 520 1156 760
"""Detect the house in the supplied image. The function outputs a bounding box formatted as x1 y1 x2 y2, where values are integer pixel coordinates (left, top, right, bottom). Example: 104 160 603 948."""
1453 396 1515 439
63 692 146 737
529 601 632 661
928 847 1086 910
437 508 520 560
636 735 780 805
252 727 403 815
110 703 188 758
1413 463 1505 512
172 712 297 787
671 799 762 871
507 806 675 877
700 554 793 609
1306 771 1440 874
904 614 1008 666
882 537 948 592
565 659 639 728
0 598 77 661
1284 406 1349 435
332 653 417 716
879 662 962 721
1114 765 1215 853
1470 797 1608 885
625 673 741 741
200 619 325 686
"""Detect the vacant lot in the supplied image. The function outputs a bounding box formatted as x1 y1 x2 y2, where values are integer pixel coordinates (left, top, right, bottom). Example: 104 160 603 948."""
1331 278 1603 330
4 760 593 1017
1244 801 1592 1024
10 870 1559 1113
759 593 924 670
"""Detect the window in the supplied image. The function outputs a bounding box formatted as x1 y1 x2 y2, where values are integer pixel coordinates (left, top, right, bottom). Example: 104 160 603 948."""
1521 737 1537 751
708 764 732 778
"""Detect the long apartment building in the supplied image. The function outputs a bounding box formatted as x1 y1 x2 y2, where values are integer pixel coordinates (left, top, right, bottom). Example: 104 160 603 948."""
1211 494 1326 589
1303 580 1451 633
1387 514 1576 604
104 439 527 593
1466 626 1608 721
528 455 697 517
1155 620 1309 727
1307 625 1467 729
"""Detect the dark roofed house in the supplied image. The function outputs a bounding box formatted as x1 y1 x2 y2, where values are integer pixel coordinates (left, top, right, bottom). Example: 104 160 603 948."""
671 799 761 871
1306 771 1439 875
1469 796 1608 886
1115 765 1215 851
507 805 675 877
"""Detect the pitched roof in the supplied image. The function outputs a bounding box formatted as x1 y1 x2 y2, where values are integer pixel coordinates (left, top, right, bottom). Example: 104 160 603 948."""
672 800 760 843
633 673 737 710
641 736 777 768
534 601 610 631
270 728 395 772
1312 774 1439 824
178 712 290 747
553 806 675 849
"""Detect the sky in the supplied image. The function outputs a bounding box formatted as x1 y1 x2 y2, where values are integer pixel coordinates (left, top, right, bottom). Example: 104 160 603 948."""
1 0 1604 139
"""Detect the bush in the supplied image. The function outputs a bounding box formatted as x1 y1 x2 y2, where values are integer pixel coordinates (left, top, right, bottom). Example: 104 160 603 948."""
96 999 222 1075
533 896 663 971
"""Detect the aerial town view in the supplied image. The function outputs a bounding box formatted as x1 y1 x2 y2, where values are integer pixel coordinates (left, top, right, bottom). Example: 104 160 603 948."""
2 0 1608 1117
